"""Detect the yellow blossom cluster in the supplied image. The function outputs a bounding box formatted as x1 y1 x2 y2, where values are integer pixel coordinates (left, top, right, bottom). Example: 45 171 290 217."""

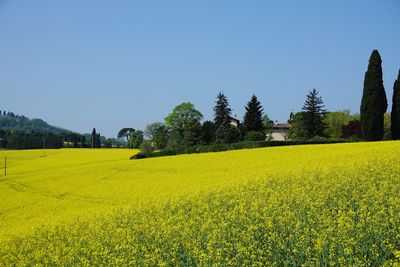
0 142 399 265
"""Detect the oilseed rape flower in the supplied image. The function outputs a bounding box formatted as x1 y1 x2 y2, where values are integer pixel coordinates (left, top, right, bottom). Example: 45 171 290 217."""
0 142 399 265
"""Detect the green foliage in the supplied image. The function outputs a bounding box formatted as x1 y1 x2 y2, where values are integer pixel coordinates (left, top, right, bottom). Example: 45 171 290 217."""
213 92 232 129
129 130 144 149
200 120 215 145
301 89 327 138
323 110 352 139
140 140 153 156
215 123 241 144
244 131 265 141
118 128 135 141
118 128 136 148
183 119 202 147
391 70 400 139
360 50 387 141
383 113 391 140
165 102 203 146
131 139 351 159
0 111 108 149
104 138 113 148
145 122 167 150
262 114 273 139
288 112 309 140
243 95 264 133
91 128 101 148
0 111 71 134
262 114 273 129
1 130 64 149
212 93 242 144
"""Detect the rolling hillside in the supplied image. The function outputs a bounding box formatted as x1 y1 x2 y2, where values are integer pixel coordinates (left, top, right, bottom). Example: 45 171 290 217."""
0 112 72 134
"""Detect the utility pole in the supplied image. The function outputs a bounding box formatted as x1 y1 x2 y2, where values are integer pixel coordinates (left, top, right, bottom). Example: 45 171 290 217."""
42 138 46 157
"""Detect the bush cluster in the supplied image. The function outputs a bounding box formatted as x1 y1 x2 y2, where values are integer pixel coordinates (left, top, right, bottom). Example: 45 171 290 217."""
131 139 351 159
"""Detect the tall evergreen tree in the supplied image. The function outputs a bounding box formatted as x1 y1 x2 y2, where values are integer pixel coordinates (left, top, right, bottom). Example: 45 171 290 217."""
91 128 96 148
391 70 400 139
213 92 232 128
243 95 264 133
301 89 326 138
213 92 239 144
96 133 101 148
360 50 387 141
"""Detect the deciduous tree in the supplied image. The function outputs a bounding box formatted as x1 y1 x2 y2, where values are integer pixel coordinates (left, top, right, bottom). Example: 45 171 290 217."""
145 122 167 150
165 102 203 146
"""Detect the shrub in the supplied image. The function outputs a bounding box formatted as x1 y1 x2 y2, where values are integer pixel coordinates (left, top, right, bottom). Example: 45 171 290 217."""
131 139 355 160
140 140 153 156
244 131 265 141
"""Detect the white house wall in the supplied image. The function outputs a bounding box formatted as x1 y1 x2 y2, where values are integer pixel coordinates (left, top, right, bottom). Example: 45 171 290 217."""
271 130 289 141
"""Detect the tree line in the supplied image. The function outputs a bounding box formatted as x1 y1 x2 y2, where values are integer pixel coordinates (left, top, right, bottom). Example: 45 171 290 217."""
294 50 399 142
0 127 129 149
120 92 273 153
284 50 399 141
0 110 131 149
2 49 397 150
137 92 273 154
122 49 399 155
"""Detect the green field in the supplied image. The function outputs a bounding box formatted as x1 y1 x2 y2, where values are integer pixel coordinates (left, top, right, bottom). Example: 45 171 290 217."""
1 143 400 265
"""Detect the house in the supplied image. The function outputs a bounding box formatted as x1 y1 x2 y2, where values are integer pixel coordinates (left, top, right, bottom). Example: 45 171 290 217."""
271 123 291 141
229 116 240 127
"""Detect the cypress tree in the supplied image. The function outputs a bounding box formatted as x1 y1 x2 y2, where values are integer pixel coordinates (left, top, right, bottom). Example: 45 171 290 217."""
360 50 387 141
91 128 96 148
96 133 101 148
243 95 264 133
391 70 400 139
301 89 326 138
213 92 232 129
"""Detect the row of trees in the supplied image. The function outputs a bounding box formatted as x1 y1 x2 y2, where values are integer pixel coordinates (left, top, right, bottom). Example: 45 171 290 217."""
290 50 400 142
361 50 400 141
136 93 272 153
0 111 71 134
139 48 400 150
3 50 394 150
0 126 126 149
0 111 27 119
135 49 399 152
0 130 63 149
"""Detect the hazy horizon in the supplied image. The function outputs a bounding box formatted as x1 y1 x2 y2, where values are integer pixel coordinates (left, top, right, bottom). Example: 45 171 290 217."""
1 1 399 137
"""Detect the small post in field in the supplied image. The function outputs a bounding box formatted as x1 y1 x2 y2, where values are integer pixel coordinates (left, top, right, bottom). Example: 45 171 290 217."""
42 138 46 157
4 156 6 176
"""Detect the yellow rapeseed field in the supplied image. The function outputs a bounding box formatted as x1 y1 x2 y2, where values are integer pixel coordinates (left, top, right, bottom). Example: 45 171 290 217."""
0 142 400 265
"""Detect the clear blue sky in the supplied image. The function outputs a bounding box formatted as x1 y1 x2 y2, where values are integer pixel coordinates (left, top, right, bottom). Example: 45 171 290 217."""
1 1 399 137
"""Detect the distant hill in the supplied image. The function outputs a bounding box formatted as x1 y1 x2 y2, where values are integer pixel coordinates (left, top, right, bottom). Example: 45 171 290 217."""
0 111 72 134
